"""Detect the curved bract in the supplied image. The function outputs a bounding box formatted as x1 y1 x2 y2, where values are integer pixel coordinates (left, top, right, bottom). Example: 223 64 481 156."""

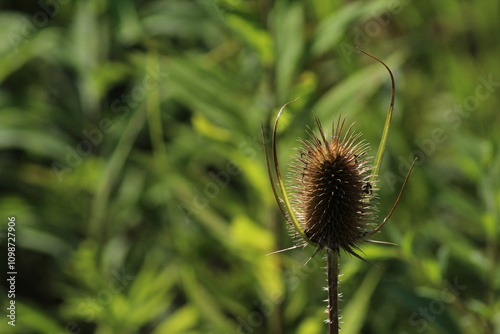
356 47 396 186
263 98 313 246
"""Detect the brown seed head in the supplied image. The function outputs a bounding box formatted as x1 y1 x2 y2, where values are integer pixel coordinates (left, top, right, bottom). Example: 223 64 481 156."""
291 117 375 256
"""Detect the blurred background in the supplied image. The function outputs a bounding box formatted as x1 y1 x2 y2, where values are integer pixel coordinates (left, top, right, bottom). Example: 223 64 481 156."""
0 0 499 333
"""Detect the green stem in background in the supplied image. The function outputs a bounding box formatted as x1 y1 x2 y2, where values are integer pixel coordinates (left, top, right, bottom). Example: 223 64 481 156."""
145 52 168 171
327 250 339 334
89 103 147 238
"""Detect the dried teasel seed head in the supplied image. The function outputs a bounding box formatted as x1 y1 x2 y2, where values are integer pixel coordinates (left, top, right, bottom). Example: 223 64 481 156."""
264 51 416 261
290 117 376 257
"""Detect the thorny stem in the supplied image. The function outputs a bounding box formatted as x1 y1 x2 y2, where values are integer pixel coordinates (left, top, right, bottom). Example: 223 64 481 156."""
327 250 339 334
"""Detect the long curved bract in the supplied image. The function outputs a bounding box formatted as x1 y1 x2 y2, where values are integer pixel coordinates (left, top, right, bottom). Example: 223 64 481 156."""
356 48 417 237
263 98 313 245
356 47 396 186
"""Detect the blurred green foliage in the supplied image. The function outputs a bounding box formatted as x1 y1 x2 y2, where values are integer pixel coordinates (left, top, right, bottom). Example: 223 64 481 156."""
0 0 499 333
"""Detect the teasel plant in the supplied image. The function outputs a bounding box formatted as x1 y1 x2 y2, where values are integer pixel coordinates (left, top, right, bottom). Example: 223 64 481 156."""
263 48 416 334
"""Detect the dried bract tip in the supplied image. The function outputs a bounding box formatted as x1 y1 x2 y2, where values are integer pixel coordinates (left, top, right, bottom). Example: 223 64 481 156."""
291 117 376 256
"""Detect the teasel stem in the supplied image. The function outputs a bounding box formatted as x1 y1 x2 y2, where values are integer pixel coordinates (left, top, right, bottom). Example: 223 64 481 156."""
327 249 339 334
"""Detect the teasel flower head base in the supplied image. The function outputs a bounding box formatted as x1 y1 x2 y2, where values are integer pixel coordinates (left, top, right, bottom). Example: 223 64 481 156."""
292 117 375 259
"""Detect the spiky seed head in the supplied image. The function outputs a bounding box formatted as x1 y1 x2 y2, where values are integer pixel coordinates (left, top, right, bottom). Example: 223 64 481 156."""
291 117 376 256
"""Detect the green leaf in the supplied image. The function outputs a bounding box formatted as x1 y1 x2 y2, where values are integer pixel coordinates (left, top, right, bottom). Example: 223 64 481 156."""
342 268 383 334
226 13 274 66
153 305 199 334
272 2 304 102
